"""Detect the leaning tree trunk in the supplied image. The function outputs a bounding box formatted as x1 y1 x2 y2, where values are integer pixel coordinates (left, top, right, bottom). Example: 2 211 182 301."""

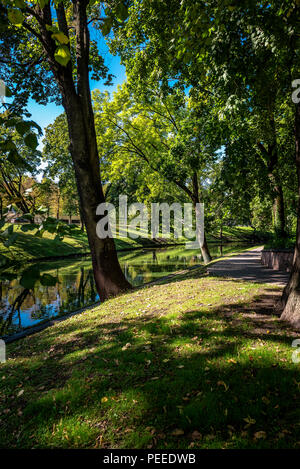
64 99 131 299
39 0 131 300
192 172 212 263
280 101 300 328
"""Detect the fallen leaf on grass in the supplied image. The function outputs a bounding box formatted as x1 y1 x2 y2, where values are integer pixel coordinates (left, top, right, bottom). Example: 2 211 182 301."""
191 430 202 440
254 431 266 440
122 343 131 351
243 416 256 427
171 429 184 436
217 381 229 391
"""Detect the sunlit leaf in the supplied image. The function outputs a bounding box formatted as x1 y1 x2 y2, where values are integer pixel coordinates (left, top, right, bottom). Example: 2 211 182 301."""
52 31 69 45
54 45 71 66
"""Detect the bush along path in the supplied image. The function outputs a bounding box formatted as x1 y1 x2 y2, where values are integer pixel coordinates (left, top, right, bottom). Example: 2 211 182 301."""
0 264 299 449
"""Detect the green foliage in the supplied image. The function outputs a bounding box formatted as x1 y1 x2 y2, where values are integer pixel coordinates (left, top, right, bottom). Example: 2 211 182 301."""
93 84 220 207
7 9 24 26
54 45 71 67
19 264 41 289
264 237 295 250
109 0 298 243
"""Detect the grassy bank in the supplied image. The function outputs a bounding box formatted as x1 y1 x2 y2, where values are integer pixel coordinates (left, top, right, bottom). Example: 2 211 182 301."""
0 225 178 264
0 224 262 264
0 267 299 449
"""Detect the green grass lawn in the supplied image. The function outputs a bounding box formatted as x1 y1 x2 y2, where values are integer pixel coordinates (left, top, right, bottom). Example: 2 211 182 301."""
207 225 268 243
0 268 299 449
1 224 261 265
0 225 179 264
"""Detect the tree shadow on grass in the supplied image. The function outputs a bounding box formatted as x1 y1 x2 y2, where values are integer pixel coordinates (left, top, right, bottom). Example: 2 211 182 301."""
8 232 88 260
1 285 300 449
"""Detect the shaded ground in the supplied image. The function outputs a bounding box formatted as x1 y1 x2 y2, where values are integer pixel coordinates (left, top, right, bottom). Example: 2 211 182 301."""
0 265 299 449
207 247 289 285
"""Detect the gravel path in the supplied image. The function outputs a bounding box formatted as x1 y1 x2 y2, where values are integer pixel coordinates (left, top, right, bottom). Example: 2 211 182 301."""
207 247 289 286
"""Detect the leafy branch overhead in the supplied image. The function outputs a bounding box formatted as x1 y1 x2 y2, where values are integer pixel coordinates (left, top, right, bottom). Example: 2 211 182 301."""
5 0 129 69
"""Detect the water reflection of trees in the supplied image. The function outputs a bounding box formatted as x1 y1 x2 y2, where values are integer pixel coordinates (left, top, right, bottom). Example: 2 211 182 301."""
0 288 31 335
0 266 99 336
0 244 248 337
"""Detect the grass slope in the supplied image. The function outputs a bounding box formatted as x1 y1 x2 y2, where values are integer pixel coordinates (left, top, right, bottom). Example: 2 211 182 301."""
0 225 177 264
1 224 260 264
0 268 299 449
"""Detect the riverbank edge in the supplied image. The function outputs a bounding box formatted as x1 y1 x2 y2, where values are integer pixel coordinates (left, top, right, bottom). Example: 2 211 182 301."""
7 241 188 267
1 245 262 344
3 241 186 268
2 226 263 267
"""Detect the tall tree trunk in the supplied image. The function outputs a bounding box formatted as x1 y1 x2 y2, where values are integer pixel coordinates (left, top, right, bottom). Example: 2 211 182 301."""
271 178 286 238
56 189 60 219
192 172 212 263
257 114 287 239
280 102 300 328
79 207 85 232
65 107 131 299
37 0 131 300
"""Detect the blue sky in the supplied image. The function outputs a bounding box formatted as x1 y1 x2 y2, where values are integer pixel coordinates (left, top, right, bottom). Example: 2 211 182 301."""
27 34 126 141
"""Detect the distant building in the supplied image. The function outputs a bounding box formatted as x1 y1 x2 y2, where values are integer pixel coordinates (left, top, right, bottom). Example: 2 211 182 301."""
59 215 81 225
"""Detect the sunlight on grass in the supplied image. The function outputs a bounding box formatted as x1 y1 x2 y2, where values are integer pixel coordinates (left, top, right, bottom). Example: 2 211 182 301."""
0 271 299 449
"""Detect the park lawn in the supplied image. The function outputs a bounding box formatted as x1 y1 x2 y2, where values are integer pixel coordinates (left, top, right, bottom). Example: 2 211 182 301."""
207 225 265 243
0 228 90 263
0 224 261 265
0 268 299 449
0 225 178 264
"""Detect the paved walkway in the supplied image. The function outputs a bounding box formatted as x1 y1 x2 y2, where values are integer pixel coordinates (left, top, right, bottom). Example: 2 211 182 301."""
207 247 289 285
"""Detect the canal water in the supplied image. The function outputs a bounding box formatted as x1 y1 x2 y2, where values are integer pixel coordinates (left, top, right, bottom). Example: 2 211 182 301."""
0 243 249 337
